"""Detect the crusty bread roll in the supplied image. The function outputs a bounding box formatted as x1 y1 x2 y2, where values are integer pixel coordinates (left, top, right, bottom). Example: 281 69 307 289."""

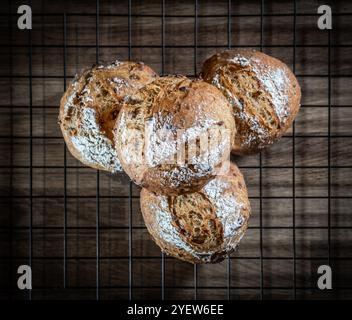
140 163 250 264
59 60 157 173
114 75 236 195
201 49 301 155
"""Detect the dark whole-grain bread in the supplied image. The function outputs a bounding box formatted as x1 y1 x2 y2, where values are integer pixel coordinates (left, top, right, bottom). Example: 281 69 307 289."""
201 49 301 155
140 163 251 264
59 60 157 173
114 75 236 195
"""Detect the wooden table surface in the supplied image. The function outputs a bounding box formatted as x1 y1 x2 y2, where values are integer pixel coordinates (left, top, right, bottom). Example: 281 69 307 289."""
0 0 351 300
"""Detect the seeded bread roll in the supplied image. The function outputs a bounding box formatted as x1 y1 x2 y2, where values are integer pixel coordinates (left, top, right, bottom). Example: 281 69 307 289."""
59 60 157 173
201 49 301 155
140 163 250 264
114 75 236 195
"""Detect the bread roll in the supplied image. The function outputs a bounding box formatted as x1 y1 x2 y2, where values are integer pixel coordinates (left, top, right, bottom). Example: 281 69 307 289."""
140 163 250 264
201 49 301 155
59 60 157 173
114 75 236 195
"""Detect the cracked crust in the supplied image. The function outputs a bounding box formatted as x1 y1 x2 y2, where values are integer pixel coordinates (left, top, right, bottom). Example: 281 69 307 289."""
140 163 251 264
59 60 158 173
114 75 236 195
201 49 301 155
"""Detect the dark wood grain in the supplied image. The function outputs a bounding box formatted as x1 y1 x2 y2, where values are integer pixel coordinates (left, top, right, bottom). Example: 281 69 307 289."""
0 0 352 300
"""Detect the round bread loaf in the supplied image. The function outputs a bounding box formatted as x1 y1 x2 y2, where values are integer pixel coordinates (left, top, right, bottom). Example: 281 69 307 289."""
201 49 301 155
140 163 251 264
59 60 157 173
114 75 236 195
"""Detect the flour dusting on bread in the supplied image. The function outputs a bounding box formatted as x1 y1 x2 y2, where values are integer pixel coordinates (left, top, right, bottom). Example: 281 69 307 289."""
201 49 301 155
70 107 121 172
115 76 235 195
59 60 157 173
140 163 251 264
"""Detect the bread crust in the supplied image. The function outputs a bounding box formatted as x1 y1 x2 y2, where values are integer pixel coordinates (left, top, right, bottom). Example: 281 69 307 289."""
201 49 301 155
114 75 236 195
59 60 157 173
140 163 251 264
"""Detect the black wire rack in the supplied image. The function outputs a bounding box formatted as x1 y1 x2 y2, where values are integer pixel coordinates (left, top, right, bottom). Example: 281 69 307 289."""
1 0 352 300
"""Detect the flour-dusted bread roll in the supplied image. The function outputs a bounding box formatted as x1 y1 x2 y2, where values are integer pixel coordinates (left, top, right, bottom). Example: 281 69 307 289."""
201 49 301 155
114 75 236 195
140 163 250 264
59 60 157 172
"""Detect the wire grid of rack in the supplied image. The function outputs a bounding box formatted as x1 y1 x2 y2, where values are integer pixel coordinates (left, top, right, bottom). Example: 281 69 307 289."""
1 0 352 300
